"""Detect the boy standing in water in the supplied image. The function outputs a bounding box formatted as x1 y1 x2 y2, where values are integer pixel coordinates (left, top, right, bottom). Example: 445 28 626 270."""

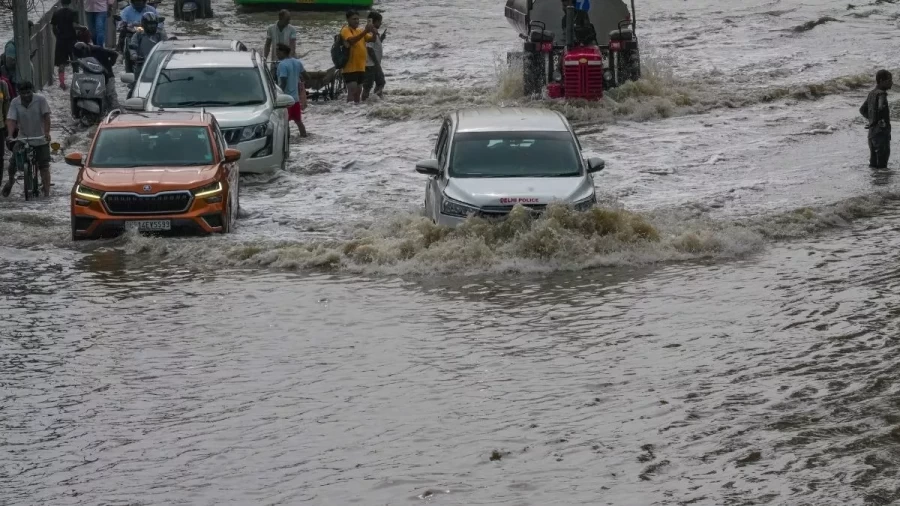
277 43 308 139
861 69 892 169
51 0 81 90
362 11 386 101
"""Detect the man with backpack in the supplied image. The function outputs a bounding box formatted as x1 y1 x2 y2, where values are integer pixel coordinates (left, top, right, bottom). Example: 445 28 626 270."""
362 11 386 101
333 10 376 104
859 69 893 169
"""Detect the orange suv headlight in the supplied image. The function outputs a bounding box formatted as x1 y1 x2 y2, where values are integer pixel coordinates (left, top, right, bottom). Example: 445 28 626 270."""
75 184 104 201
192 182 223 202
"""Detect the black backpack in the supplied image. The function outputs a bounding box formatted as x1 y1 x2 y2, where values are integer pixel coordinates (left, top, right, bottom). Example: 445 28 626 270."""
331 33 349 69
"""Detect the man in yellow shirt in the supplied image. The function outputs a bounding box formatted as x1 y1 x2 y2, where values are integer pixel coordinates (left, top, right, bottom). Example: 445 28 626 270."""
340 10 375 104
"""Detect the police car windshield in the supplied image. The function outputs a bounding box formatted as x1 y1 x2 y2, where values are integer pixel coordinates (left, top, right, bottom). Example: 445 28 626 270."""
449 131 582 178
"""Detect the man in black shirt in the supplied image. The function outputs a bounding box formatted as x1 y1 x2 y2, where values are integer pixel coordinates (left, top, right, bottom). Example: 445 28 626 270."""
51 0 82 90
860 69 893 169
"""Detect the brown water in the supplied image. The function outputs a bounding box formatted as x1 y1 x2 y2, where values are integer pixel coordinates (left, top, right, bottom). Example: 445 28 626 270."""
4 0 900 504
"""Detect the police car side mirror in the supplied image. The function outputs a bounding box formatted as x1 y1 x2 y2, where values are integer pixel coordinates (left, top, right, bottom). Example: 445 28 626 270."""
586 157 605 173
415 159 440 176
120 73 135 84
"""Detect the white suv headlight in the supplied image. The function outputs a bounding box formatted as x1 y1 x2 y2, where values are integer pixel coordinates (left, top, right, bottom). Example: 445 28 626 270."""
239 121 273 142
441 195 480 218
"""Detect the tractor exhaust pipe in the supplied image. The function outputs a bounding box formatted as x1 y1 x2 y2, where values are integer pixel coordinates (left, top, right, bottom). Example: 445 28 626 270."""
565 4 574 47
631 0 637 35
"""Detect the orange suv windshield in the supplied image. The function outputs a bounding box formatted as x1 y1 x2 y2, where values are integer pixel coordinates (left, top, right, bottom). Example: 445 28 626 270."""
90 126 215 168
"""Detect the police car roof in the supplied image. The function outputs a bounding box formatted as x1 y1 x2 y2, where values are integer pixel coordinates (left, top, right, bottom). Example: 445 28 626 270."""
453 107 570 133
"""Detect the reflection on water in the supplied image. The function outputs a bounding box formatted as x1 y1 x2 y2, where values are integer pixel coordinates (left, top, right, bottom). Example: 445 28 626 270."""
3 209 900 504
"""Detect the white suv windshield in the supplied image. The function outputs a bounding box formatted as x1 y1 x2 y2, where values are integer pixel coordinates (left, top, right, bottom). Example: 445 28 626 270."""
449 131 583 178
152 67 267 108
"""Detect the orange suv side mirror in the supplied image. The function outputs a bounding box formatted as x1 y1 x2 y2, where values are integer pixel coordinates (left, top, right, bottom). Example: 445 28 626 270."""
65 152 84 167
223 148 241 164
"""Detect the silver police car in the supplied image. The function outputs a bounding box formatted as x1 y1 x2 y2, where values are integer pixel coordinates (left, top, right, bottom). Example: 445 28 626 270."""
416 107 605 227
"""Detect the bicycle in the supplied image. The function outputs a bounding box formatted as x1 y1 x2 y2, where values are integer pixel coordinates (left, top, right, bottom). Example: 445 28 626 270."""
10 137 49 201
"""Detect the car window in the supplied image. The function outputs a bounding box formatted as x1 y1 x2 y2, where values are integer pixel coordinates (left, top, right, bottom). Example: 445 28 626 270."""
152 67 267 108
449 131 582 178
90 126 215 168
262 61 277 101
211 118 227 159
140 49 171 84
435 122 449 166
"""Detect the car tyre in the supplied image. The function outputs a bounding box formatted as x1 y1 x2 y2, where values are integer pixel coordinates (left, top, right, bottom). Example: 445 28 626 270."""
221 196 233 234
71 219 87 241
280 132 289 172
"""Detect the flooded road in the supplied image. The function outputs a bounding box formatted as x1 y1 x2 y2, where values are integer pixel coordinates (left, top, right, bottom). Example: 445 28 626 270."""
3 0 900 504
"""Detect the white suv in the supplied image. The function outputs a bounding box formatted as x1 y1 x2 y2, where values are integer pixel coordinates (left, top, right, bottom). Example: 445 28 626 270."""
125 50 294 174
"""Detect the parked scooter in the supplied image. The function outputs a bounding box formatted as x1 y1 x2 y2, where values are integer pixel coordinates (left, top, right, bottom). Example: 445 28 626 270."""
70 57 110 126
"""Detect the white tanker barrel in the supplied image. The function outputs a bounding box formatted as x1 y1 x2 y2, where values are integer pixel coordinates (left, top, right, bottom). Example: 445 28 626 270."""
504 0 632 43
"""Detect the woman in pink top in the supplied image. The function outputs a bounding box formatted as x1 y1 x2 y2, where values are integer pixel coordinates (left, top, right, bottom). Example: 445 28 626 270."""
84 0 114 47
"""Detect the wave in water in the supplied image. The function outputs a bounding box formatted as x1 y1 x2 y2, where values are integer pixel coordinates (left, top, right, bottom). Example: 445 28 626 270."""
99 193 894 276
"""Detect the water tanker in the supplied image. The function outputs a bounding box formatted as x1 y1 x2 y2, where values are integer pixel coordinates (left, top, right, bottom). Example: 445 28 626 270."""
505 0 641 99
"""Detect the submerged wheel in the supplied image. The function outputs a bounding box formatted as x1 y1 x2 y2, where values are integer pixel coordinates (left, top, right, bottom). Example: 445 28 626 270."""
71 218 87 241
221 199 233 234
22 162 33 201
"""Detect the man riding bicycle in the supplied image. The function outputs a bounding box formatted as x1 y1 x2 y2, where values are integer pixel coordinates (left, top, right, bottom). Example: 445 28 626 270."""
3 81 51 198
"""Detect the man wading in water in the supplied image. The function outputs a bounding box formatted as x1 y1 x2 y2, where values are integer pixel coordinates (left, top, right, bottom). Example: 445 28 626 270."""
340 10 376 104
861 69 893 169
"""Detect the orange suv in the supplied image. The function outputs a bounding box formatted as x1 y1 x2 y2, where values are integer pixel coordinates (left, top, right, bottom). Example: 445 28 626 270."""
66 110 242 240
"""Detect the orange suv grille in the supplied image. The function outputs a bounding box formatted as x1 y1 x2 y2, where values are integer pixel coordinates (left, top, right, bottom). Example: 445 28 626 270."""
103 191 194 215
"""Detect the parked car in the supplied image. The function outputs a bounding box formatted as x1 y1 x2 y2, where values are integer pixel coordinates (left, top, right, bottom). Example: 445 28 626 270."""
124 50 294 174
415 107 605 227
121 38 248 100
66 109 241 240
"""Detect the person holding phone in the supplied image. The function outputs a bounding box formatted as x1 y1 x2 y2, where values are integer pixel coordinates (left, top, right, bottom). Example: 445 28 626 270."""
363 10 386 101
340 10 376 104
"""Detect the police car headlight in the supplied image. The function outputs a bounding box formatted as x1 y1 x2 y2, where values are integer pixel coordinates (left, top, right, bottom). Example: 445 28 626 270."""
441 195 479 218
572 193 596 212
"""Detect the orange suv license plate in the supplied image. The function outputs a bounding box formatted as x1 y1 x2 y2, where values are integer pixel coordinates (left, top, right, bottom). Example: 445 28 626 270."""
127 220 171 232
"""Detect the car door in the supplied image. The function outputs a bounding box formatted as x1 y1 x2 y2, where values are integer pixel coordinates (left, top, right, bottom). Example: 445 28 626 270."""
426 120 451 219
212 118 238 212
262 60 288 161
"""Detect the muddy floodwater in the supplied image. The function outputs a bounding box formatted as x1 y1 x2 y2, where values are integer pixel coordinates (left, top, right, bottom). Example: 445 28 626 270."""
3 0 900 504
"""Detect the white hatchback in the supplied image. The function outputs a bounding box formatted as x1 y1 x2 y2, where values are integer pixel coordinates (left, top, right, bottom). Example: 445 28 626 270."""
416 107 605 227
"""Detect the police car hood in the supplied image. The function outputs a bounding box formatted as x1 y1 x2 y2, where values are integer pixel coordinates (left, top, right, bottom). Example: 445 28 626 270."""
445 176 594 207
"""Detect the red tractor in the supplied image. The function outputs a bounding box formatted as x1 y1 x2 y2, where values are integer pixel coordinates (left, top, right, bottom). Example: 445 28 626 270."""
505 0 641 100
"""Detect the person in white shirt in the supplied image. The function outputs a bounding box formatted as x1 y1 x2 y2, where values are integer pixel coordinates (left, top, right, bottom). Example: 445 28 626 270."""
264 10 297 63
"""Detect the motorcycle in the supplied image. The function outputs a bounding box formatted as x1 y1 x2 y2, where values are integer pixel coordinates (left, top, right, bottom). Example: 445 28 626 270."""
115 15 142 74
70 57 111 126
